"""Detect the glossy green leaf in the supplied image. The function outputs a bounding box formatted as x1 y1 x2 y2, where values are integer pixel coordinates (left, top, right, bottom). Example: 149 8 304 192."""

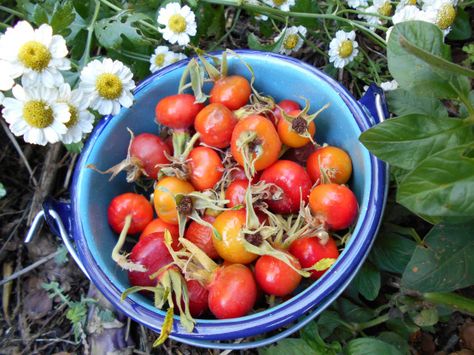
301 321 342 354
387 21 456 98
401 223 474 292
351 262 381 301
259 339 318 355
399 34 474 79
397 144 474 220
344 338 403 355
317 310 346 338
360 115 472 170
410 308 439 327
370 224 417 274
377 332 410 355
50 0 75 35
94 13 149 49
337 298 377 323
386 89 448 118
247 31 286 53
447 8 472 41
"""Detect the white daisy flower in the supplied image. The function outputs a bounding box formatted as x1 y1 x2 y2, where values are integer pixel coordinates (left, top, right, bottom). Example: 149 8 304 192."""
171 52 187 63
149 46 187 73
328 30 359 69
275 26 307 55
2 85 70 145
0 60 15 92
56 83 94 144
386 5 434 40
423 0 458 34
157 3 197 46
0 21 70 88
0 92 4 106
380 79 399 91
245 0 269 20
358 0 393 30
396 0 419 11
79 58 135 116
262 0 296 12
347 0 369 9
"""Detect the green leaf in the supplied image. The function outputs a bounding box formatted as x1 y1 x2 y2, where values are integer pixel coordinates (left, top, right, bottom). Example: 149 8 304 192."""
292 0 321 28
401 223 474 292
387 21 456 98
65 142 84 153
386 317 419 339
351 262 381 301
344 338 403 355
399 33 474 79
247 31 285 53
0 182 6 199
386 89 448 118
377 332 410 355
360 114 472 170
300 321 342 354
317 310 346 339
370 224 417 274
337 298 376 323
33 5 49 25
51 0 75 35
54 246 69 265
94 13 149 49
447 8 472 41
397 144 474 221
410 308 439 327
259 339 319 355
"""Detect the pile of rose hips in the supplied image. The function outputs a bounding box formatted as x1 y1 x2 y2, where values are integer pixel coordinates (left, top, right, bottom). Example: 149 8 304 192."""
104 53 358 340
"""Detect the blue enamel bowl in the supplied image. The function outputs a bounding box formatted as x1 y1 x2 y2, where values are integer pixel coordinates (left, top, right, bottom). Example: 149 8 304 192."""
69 50 387 349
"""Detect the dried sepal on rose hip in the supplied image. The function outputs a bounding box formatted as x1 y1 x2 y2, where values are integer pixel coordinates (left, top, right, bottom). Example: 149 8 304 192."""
174 189 228 238
306 144 353 185
277 100 330 148
88 129 171 183
168 235 258 320
231 114 282 179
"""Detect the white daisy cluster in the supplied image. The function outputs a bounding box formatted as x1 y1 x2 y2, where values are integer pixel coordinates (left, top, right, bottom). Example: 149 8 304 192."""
157 3 197 46
0 21 136 146
275 26 307 55
149 46 187 73
349 0 458 36
328 30 360 69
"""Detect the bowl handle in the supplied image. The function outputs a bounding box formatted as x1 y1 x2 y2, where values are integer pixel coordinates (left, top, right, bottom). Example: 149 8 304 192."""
25 198 91 280
358 84 389 126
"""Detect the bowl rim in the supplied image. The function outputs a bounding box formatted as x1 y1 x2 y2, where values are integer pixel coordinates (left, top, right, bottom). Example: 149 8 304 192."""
72 49 387 341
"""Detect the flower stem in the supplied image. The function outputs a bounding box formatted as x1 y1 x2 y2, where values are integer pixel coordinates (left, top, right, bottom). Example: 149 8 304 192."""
200 0 387 47
210 8 242 51
79 0 101 69
0 5 24 18
98 0 159 33
423 292 474 316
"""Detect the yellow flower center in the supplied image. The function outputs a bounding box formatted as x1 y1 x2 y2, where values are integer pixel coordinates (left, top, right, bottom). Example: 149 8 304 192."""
407 0 417 5
95 73 123 100
283 34 299 50
273 0 286 5
65 105 78 128
155 53 166 67
378 2 393 16
23 100 53 128
338 40 353 58
168 14 187 33
437 4 456 30
18 41 51 71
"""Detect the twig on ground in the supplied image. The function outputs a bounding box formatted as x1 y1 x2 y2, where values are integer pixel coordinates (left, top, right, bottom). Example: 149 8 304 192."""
27 143 63 225
0 249 62 287
1 120 38 186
